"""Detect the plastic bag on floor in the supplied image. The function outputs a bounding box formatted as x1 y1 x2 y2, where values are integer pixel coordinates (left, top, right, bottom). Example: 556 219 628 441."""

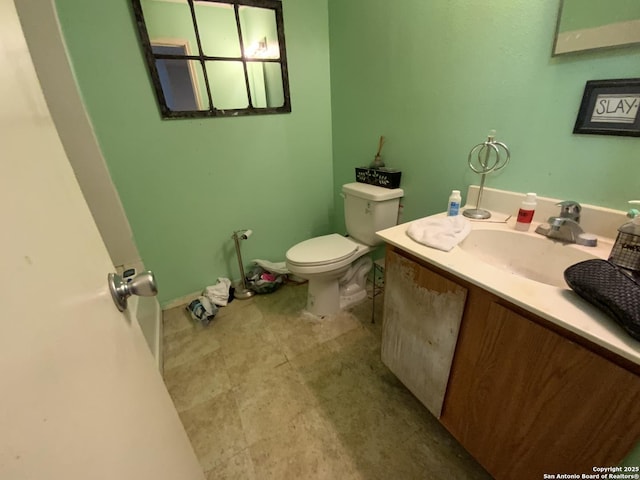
246 264 285 294
186 296 218 326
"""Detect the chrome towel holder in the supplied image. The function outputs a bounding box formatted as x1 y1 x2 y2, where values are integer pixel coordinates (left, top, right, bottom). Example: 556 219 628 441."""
463 130 510 220
232 229 255 299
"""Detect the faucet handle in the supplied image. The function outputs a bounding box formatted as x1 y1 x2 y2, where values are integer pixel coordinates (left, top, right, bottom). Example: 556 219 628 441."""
556 200 581 223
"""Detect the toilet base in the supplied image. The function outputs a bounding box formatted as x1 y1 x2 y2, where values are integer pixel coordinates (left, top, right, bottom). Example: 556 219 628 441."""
304 256 372 317
339 288 368 311
306 276 340 317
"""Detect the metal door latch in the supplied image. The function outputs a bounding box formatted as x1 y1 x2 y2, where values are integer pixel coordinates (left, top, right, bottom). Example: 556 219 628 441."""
108 271 158 311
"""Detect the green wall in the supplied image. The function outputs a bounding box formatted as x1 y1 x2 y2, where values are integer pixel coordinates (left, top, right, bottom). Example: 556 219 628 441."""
55 0 333 305
328 0 640 232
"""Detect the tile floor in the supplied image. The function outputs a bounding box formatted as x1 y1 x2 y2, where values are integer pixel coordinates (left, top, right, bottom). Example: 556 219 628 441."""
162 282 492 479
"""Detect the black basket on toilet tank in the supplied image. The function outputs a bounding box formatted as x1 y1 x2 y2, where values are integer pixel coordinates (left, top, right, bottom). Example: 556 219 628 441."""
355 167 402 189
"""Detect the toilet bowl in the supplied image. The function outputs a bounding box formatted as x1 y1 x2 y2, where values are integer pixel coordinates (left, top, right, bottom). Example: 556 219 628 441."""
286 234 372 316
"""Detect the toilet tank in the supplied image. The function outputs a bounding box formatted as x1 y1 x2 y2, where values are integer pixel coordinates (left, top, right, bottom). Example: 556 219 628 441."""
342 183 404 246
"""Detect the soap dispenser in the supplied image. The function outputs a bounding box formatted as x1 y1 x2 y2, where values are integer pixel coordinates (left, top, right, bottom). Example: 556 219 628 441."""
609 201 640 272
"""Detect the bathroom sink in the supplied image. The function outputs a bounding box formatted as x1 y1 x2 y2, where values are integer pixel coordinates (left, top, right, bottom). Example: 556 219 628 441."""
458 228 601 288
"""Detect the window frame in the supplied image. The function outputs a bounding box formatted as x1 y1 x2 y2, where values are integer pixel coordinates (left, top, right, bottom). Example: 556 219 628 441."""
131 0 292 118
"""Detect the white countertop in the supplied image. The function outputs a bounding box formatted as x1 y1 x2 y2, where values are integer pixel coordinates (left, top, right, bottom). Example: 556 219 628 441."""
376 210 640 367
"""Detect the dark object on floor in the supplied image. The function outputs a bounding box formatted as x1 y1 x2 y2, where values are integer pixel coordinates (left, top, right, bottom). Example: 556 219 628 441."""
245 265 284 294
564 259 640 341
186 297 218 326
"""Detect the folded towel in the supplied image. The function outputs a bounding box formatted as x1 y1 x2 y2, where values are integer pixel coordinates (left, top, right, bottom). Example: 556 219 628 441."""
406 215 471 252
203 277 232 306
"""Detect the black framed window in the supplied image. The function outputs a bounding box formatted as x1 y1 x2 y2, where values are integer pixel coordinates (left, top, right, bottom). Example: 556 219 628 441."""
131 0 291 118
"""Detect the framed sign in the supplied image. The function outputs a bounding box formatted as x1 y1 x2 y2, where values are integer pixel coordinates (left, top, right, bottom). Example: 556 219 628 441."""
573 78 640 137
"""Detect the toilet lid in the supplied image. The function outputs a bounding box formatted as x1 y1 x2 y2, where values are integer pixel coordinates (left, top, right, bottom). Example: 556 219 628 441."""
286 234 358 266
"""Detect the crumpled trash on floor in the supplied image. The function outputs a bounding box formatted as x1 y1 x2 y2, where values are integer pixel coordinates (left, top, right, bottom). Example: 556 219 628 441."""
186 295 218 326
203 277 233 307
246 263 285 294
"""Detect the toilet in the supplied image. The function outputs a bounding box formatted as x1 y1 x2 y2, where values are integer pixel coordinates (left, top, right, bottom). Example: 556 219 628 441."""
286 182 404 317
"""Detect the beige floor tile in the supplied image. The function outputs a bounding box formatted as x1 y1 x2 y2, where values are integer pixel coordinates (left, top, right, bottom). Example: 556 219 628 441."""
164 349 231 412
249 408 364 480
163 304 195 336
290 328 459 479
233 362 318 446
208 300 263 338
403 425 493 480
252 282 308 317
205 448 256 480
303 359 419 444
219 318 289 386
162 284 490 479
224 341 288 387
349 293 384 334
312 310 362 344
325 319 382 362
290 342 359 405
291 326 387 404
269 312 330 359
268 308 363 361
178 391 247 472
163 322 221 371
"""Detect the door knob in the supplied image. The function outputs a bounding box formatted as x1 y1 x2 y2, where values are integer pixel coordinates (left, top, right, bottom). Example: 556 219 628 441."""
108 271 158 312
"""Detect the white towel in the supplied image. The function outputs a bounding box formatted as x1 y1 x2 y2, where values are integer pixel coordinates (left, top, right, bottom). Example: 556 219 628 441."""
203 277 232 306
197 295 217 315
252 259 289 274
406 215 471 252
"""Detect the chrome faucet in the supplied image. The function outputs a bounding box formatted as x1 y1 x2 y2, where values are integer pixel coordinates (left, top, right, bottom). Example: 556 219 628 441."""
556 200 581 223
548 216 584 243
535 201 597 246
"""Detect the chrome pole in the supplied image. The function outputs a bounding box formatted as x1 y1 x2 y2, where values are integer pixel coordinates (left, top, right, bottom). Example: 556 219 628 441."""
232 229 255 299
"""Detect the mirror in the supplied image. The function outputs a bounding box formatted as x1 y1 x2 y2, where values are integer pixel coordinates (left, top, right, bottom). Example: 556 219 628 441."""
553 0 640 55
131 0 291 118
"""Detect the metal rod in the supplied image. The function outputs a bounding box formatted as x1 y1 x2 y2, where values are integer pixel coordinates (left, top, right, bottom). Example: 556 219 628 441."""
232 230 254 299
234 235 248 290
475 172 487 211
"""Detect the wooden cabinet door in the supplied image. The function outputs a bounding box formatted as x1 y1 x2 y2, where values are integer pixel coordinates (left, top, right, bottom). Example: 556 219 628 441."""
381 249 467 417
441 301 640 479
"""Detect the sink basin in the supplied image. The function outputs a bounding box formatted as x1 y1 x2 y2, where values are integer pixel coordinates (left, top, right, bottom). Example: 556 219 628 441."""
458 229 601 288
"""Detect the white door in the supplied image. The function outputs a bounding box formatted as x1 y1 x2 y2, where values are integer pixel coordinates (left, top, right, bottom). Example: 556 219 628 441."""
0 2 205 478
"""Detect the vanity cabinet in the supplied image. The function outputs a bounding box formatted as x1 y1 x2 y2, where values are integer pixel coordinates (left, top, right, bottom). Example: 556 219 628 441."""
382 246 640 480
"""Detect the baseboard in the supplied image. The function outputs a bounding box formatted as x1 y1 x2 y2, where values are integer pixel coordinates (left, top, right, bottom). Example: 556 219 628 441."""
161 290 201 310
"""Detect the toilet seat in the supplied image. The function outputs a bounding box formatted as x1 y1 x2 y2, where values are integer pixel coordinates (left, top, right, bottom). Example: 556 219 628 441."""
286 234 358 267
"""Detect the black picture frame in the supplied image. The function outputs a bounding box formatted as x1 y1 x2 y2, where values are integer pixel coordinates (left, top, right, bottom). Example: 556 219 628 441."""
573 78 640 137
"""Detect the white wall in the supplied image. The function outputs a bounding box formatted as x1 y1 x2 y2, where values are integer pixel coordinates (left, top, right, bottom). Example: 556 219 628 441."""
14 0 140 269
